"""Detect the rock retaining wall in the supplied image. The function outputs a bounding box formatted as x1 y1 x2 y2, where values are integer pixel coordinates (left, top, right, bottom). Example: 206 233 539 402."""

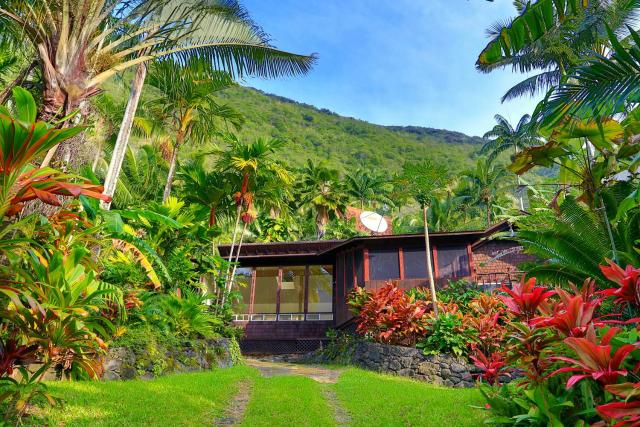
102 338 236 380
349 341 477 388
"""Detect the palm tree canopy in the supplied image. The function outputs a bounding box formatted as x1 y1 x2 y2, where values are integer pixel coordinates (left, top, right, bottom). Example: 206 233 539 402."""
0 0 316 118
345 168 395 209
299 160 347 214
481 114 539 163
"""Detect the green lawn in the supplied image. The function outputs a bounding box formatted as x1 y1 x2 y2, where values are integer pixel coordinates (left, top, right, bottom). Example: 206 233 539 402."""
31 366 487 426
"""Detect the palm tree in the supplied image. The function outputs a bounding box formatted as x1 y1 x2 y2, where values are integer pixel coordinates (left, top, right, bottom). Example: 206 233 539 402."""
482 114 539 210
345 169 394 210
476 0 639 102
0 0 315 121
217 136 291 303
143 58 244 203
400 160 448 316
461 158 509 227
177 160 232 227
299 160 348 239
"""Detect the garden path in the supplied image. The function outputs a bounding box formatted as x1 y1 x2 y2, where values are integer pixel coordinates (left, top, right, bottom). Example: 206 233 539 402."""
244 357 343 383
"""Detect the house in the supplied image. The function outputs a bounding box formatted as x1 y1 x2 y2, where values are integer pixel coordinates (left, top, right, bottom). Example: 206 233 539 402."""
218 221 535 354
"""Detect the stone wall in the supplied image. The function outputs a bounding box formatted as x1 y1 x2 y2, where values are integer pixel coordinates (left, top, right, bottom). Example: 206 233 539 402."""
348 341 477 388
102 338 236 380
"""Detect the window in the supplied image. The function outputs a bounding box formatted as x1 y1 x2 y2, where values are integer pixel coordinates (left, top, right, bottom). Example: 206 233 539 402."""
437 246 470 279
253 267 278 316
232 267 252 314
369 249 400 280
404 248 428 279
355 250 364 286
279 266 306 315
345 252 354 291
308 265 333 313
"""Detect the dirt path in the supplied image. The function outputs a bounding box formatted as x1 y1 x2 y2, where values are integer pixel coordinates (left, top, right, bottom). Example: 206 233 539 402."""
322 386 352 427
244 358 343 383
213 380 252 426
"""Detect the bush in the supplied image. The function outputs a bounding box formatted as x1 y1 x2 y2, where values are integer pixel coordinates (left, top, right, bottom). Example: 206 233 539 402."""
437 280 481 309
417 313 475 357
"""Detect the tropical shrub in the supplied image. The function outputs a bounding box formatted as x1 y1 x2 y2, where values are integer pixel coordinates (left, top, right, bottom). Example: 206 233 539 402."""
416 312 475 357
437 279 481 309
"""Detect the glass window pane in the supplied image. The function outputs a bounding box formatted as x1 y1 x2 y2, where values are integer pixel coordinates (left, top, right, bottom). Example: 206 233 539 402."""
404 248 428 279
437 246 470 278
355 250 364 286
232 267 252 314
345 252 354 291
253 267 278 314
369 249 400 280
280 266 306 314
308 265 333 313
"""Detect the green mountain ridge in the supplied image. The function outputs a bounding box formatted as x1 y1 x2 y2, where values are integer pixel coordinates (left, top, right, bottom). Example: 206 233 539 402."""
218 86 482 173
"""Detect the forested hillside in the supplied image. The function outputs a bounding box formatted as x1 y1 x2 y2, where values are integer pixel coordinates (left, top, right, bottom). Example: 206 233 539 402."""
218 86 482 172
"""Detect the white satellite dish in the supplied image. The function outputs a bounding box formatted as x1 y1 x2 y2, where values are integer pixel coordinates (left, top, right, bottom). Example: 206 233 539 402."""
359 211 388 234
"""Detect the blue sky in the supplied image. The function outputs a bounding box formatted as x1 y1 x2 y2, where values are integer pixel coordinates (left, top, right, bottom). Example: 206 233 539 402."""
241 0 540 137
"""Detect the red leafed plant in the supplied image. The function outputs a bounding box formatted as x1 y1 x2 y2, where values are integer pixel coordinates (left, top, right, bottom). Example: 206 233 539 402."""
600 259 640 308
0 87 110 218
470 350 510 385
532 280 604 337
498 278 556 323
349 283 429 346
550 326 636 389
596 383 640 426
0 338 39 376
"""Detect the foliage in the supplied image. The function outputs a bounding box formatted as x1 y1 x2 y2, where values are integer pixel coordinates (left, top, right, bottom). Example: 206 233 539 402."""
417 313 475 357
348 284 430 346
437 280 481 309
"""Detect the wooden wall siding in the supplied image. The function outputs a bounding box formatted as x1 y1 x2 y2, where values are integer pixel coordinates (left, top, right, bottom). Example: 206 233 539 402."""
239 321 333 341
472 241 536 276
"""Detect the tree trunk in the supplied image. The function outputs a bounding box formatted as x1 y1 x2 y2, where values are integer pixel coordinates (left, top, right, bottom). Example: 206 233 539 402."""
101 63 148 209
209 206 217 227
162 139 181 202
222 204 243 296
316 206 328 239
486 197 492 227
222 219 247 308
423 205 438 316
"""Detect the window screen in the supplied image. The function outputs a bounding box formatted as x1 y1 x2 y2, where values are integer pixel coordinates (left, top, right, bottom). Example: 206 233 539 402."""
253 267 278 313
308 265 333 313
355 250 364 285
279 266 305 314
345 252 354 291
369 249 400 280
403 248 428 279
437 246 470 279
232 267 253 314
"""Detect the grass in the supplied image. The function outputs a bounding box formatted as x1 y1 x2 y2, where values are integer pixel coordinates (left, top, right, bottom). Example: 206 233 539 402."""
240 375 334 427
29 365 487 426
334 368 487 427
31 366 259 426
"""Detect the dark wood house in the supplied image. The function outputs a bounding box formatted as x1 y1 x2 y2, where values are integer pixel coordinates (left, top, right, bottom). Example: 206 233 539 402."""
218 222 534 353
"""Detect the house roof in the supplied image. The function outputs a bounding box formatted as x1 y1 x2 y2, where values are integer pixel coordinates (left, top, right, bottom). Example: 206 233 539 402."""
218 221 511 261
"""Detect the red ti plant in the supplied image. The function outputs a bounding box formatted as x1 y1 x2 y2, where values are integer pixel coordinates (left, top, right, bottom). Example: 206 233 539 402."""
532 279 604 337
498 277 555 323
470 349 509 386
349 283 429 346
600 259 640 308
597 383 640 427
550 326 636 389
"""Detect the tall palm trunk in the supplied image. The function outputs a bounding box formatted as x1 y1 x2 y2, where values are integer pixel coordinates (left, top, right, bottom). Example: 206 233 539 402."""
163 133 183 202
102 63 148 209
514 143 525 211
227 221 248 296
221 210 245 308
316 206 328 239
486 197 492 227
423 205 438 316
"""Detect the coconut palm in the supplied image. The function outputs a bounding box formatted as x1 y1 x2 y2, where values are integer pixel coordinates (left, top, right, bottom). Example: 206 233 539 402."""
399 160 448 315
345 168 394 210
299 160 348 239
476 0 639 102
143 58 244 202
482 114 539 210
460 158 509 227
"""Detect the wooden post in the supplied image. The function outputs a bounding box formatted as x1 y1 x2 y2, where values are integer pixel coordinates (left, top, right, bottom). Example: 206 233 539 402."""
276 267 282 321
398 247 405 280
466 243 475 283
304 265 310 318
363 249 370 283
249 268 256 317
